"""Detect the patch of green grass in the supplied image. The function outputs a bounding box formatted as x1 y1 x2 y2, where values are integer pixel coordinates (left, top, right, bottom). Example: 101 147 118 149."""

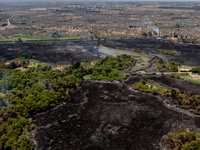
169 73 180 79
132 54 141 58
159 24 194 29
170 39 177 43
181 65 193 70
137 58 145 63
178 73 200 84
97 35 125 39
133 80 171 96
81 59 102 70
0 34 81 42
157 49 177 55
0 93 6 97
83 75 92 80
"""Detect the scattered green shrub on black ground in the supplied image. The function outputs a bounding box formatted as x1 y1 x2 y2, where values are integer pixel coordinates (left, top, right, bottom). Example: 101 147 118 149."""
134 80 200 115
171 88 200 115
157 49 177 55
154 57 179 72
163 128 200 150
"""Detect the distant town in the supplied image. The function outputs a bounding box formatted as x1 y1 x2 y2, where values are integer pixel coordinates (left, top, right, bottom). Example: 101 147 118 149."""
0 1 200 43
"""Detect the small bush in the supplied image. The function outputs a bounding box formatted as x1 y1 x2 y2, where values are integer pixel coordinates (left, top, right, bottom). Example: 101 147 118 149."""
18 38 23 42
141 80 146 85
169 74 180 79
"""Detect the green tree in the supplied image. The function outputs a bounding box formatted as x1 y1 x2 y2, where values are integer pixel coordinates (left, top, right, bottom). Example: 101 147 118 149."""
18 38 23 42
175 23 181 28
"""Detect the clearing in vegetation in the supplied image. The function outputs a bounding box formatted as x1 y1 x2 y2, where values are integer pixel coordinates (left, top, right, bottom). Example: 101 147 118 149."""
81 59 102 70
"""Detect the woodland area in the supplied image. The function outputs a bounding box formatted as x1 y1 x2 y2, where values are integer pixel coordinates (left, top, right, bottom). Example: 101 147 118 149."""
0 54 132 149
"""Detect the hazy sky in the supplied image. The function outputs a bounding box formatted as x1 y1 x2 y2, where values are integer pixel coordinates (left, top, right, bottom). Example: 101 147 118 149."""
1 0 200 2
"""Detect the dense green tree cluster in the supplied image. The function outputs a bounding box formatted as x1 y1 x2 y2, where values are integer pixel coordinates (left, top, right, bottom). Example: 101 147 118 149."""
0 62 85 149
163 128 200 149
171 88 200 115
0 117 33 150
91 55 133 80
154 57 179 72
0 63 84 117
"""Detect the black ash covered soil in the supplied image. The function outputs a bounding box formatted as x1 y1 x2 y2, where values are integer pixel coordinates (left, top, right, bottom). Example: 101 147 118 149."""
1 38 200 149
1 38 200 66
101 38 200 66
0 40 100 65
31 77 200 150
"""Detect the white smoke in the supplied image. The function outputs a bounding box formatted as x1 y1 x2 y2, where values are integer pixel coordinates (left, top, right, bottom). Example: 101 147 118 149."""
142 19 159 35
153 26 159 35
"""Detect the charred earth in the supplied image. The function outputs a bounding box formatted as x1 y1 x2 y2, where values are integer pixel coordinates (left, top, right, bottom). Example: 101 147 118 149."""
31 76 200 150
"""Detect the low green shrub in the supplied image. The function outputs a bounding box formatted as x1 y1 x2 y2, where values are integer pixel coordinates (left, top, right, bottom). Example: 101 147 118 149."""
157 49 177 55
154 57 179 72
163 128 200 150
133 80 171 96
169 74 180 79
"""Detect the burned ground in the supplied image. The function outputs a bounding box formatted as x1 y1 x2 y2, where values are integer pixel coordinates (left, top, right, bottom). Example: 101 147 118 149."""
31 77 200 150
0 40 99 65
101 38 200 66
124 75 200 95
1 38 200 66
1 38 200 150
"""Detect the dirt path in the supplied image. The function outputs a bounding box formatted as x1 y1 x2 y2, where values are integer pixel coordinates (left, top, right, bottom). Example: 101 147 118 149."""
0 19 10 31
